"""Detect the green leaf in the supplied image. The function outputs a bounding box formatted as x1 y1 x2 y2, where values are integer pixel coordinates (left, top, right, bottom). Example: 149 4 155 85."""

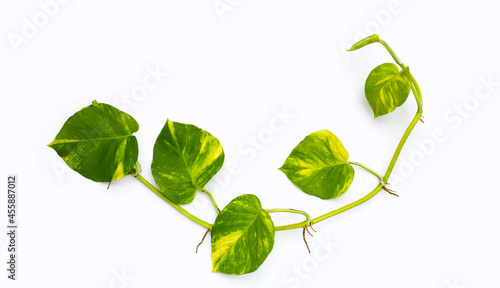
48 101 139 182
279 130 354 199
211 194 275 275
346 34 379 51
151 119 224 204
365 63 412 118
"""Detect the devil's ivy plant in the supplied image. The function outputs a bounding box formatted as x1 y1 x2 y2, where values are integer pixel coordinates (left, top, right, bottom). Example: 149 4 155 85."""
48 34 423 275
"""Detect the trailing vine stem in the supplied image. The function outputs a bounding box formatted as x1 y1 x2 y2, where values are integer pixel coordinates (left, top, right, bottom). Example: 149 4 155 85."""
382 74 423 183
378 39 405 69
267 208 311 231
131 39 423 233
347 161 384 184
134 172 213 230
311 183 385 225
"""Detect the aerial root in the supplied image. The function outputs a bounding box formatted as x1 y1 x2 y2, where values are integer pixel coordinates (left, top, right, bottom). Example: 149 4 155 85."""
382 186 399 197
302 227 311 253
305 226 313 237
196 229 211 253
309 222 317 233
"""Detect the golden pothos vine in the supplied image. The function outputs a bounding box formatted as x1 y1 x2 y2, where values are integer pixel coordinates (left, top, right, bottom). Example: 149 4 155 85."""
48 34 423 275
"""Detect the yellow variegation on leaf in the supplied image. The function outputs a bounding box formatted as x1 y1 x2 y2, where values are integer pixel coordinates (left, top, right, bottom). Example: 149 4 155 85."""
211 194 275 275
279 130 354 199
365 63 412 118
48 101 139 182
151 119 224 204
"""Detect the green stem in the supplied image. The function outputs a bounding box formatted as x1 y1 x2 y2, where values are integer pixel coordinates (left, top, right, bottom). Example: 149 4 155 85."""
377 39 405 69
382 77 423 183
135 174 213 230
382 109 422 183
267 208 311 231
347 161 384 184
268 184 385 230
201 188 220 213
408 73 424 111
311 183 384 224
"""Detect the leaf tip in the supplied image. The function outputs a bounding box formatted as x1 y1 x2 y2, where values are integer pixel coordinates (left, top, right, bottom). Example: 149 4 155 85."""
47 139 57 148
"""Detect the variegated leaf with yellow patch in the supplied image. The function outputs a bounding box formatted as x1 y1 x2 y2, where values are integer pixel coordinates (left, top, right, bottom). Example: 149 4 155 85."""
279 130 354 199
151 119 224 204
211 194 275 275
365 63 412 118
48 101 139 182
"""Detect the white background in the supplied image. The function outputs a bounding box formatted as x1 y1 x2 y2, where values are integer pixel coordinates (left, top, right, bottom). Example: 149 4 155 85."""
1 0 499 287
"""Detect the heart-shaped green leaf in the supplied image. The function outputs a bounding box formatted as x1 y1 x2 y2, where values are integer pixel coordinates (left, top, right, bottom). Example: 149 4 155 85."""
279 130 354 199
151 119 224 204
48 101 139 182
365 63 411 118
211 194 275 275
